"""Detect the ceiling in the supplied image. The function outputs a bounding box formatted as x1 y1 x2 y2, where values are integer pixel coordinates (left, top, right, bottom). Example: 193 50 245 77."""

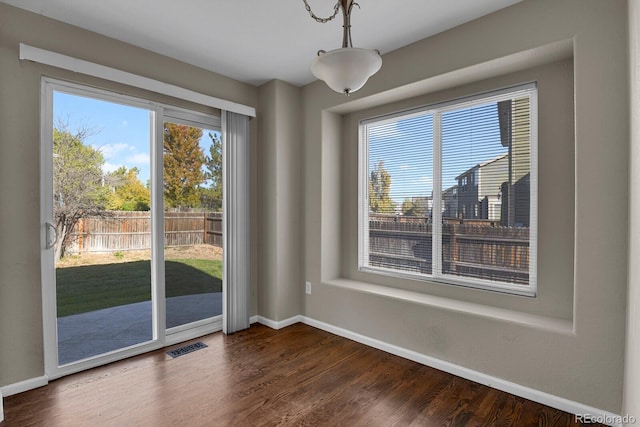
2 0 523 87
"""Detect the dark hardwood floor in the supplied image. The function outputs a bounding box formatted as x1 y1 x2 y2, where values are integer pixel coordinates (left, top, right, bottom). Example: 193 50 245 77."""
3 323 601 426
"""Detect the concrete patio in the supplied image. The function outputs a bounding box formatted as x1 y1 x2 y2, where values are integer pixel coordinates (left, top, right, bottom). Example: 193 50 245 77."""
57 292 222 365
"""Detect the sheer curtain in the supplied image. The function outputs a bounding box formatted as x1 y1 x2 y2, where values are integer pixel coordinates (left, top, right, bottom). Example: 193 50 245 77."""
222 111 251 334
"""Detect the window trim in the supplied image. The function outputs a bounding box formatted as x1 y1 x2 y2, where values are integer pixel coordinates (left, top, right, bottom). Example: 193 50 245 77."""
21 43 255 117
358 82 538 297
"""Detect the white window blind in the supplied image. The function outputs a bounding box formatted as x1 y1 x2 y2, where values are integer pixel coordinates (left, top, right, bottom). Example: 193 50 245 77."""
359 84 537 295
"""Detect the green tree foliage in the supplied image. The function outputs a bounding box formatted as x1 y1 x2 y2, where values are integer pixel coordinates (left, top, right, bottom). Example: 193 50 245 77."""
200 132 223 211
369 160 395 213
401 198 416 216
106 166 150 211
163 123 205 208
53 124 109 260
401 197 427 217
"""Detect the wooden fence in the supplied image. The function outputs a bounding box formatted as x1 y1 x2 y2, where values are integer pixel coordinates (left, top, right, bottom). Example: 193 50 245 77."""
205 212 223 247
369 215 529 285
69 211 528 284
68 211 223 253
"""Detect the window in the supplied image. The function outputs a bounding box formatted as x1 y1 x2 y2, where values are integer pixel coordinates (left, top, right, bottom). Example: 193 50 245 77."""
359 84 537 296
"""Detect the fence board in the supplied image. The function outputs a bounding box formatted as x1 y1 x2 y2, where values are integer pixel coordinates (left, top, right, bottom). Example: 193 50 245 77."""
67 211 223 253
368 214 529 285
205 212 223 247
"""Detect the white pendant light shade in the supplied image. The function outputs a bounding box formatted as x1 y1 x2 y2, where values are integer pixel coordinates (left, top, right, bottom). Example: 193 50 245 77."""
311 48 382 95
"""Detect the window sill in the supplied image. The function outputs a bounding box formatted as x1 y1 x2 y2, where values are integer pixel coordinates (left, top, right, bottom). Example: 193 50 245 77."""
359 265 536 297
324 278 574 334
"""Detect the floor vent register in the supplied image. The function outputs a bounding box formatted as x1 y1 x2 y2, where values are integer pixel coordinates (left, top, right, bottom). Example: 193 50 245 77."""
166 341 208 358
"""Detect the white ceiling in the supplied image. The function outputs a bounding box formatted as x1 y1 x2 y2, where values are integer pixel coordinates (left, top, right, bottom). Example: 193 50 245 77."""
1 0 523 87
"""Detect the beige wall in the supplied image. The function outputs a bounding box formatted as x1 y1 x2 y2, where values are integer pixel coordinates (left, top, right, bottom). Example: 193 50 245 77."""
301 0 629 413
0 3 258 387
624 0 640 422
257 80 303 321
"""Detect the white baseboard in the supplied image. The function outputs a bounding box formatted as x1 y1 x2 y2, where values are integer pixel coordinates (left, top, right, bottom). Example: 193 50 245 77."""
0 376 48 398
254 315 303 330
299 316 624 427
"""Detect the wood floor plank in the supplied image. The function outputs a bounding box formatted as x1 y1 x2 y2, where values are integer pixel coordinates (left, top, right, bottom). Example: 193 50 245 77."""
3 323 604 426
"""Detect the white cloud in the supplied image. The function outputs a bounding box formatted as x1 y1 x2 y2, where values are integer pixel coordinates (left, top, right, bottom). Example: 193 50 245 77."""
411 176 432 186
126 152 150 165
102 162 120 174
93 141 150 173
121 120 128 127
93 143 131 159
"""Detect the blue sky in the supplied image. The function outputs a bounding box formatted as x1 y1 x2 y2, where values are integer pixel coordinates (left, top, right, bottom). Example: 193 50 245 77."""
53 91 219 185
54 91 506 200
368 102 507 203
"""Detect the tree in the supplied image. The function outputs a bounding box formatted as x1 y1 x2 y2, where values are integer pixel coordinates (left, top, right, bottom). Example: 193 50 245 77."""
53 124 109 260
401 197 427 217
200 132 223 211
106 166 150 211
163 123 205 208
401 198 416 216
369 160 395 213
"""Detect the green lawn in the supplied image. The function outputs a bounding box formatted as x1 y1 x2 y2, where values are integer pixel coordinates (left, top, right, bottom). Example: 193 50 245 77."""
56 258 222 317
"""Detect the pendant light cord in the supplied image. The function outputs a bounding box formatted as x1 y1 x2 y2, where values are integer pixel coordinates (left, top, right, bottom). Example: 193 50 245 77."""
302 0 341 23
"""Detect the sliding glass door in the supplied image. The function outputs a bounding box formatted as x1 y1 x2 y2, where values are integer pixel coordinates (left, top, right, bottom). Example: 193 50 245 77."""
41 79 223 377
162 117 223 334
51 91 155 366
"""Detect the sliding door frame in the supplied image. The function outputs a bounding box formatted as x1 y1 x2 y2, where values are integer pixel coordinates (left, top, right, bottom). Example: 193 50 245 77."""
41 77 223 379
162 108 223 346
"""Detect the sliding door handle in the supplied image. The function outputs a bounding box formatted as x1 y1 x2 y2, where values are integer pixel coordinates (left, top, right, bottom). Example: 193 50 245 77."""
45 222 58 250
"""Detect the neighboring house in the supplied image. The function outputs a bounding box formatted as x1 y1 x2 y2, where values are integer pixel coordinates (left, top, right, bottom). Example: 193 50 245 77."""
442 185 458 219
455 153 508 221
499 97 531 227
454 96 532 225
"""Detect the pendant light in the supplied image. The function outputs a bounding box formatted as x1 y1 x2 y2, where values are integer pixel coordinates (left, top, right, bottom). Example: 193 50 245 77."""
304 0 382 95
